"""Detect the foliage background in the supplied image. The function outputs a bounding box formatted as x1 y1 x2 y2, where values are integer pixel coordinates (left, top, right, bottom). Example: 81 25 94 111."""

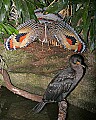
0 0 96 51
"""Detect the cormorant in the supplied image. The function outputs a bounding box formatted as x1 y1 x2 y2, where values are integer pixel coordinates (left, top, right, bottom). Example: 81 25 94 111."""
33 54 86 113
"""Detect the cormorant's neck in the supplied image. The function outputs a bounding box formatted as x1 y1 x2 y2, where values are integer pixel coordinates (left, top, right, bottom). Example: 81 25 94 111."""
74 66 84 81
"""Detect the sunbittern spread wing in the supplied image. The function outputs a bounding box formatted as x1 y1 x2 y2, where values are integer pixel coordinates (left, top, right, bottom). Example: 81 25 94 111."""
5 8 85 52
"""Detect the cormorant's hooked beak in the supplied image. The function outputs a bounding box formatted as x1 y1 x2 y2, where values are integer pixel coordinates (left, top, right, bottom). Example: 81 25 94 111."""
76 61 86 68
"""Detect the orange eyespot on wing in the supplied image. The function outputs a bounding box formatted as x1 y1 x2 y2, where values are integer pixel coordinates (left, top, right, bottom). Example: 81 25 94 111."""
66 38 73 45
5 35 15 50
9 39 13 49
19 35 27 42
15 33 27 42
66 35 77 45
5 33 28 50
78 43 83 52
48 20 86 53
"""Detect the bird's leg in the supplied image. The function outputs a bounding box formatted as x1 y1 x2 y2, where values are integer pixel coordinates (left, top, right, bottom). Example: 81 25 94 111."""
47 40 52 51
41 42 44 51
48 39 56 51
58 100 67 120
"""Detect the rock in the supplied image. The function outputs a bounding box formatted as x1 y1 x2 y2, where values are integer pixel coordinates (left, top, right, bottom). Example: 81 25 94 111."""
0 42 96 113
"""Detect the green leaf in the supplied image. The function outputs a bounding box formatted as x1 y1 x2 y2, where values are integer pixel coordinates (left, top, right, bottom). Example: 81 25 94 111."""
0 23 7 34
5 24 18 34
83 18 90 41
2 23 13 34
44 0 68 14
0 23 18 35
71 8 83 27
0 4 6 22
82 3 89 23
0 0 3 9
20 0 30 22
14 0 23 23
3 0 10 11
81 2 90 41
89 17 96 51
26 0 36 20
33 0 45 8
71 0 89 4
0 22 19 42
39 0 46 5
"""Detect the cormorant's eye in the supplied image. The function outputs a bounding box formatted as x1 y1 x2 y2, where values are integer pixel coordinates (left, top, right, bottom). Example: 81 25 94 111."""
73 61 76 64
73 60 77 64
74 59 81 64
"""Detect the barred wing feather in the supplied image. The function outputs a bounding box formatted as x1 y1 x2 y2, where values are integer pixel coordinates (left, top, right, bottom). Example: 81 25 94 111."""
5 20 44 50
47 21 85 53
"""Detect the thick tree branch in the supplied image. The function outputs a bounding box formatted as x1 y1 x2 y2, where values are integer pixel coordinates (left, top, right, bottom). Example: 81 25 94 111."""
0 68 42 102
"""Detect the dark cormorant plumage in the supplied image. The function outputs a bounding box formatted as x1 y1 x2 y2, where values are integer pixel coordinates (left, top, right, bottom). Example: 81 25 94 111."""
33 54 86 113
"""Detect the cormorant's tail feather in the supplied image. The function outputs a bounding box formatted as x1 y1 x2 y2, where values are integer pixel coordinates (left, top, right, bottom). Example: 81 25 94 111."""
32 102 46 113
